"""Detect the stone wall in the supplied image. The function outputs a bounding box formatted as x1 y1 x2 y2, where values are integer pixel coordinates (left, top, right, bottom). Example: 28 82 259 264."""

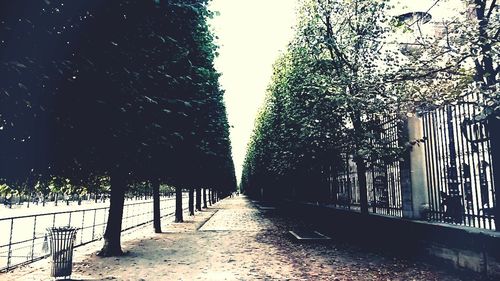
280 200 500 278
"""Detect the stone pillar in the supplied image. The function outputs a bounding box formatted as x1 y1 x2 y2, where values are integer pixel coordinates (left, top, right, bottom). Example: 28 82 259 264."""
487 118 500 231
401 117 413 218
404 116 429 219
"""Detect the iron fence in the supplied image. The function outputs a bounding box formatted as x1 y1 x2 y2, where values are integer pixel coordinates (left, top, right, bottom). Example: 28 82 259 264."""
332 153 361 211
369 116 404 217
0 196 186 272
422 93 496 230
332 117 404 217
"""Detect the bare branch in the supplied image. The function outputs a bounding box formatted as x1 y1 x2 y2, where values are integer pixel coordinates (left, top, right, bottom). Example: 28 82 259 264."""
486 0 497 20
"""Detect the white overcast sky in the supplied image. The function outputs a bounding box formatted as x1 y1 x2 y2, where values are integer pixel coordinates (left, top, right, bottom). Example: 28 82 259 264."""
209 0 298 183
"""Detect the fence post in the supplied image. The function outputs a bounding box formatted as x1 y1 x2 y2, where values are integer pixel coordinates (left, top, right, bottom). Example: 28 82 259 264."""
92 209 97 240
6 218 14 270
406 116 429 219
31 216 37 260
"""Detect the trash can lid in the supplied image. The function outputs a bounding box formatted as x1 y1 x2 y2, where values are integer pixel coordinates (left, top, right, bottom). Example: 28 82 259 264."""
46 226 79 232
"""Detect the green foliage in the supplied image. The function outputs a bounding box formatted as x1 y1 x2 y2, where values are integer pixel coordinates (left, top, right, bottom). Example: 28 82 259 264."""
242 0 406 197
0 0 236 197
242 0 498 201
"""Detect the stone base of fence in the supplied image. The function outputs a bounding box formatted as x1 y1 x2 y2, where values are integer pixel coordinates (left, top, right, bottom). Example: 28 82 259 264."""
279 199 500 278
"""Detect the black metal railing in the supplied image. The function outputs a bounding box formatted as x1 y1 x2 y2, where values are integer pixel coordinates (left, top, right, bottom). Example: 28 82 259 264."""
0 195 187 272
333 153 362 211
333 117 404 217
422 93 496 230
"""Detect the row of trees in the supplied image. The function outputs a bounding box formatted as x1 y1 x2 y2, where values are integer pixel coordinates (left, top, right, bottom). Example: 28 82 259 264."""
241 0 498 215
0 0 236 256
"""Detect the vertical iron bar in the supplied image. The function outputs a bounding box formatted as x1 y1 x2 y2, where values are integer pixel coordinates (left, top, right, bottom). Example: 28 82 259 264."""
472 93 488 228
447 105 463 225
395 119 402 216
435 108 446 221
438 107 450 222
423 114 433 221
346 154 352 210
456 100 472 226
456 105 468 226
479 107 493 229
431 111 440 221
466 97 482 228
31 216 37 261
92 209 97 241
81 210 85 244
438 107 449 222
429 111 441 221
6 218 14 270
425 112 436 220
371 158 376 214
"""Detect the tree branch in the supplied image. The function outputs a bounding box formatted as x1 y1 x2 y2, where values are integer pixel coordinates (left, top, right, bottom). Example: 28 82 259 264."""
323 13 353 73
387 54 473 83
486 0 497 20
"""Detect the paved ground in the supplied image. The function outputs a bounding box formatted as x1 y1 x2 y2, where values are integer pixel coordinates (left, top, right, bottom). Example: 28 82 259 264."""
1 196 487 280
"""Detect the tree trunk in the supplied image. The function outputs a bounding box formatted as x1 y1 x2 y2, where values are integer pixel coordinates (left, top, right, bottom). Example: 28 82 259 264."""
195 187 202 211
211 189 216 204
354 158 369 215
98 174 126 257
152 179 162 233
188 188 195 216
203 188 207 208
352 111 369 215
175 186 183 222
208 189 212 206
473 0 497 88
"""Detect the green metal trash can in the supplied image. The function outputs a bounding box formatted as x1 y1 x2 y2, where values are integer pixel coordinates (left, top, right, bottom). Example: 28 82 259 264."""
46 227 78 278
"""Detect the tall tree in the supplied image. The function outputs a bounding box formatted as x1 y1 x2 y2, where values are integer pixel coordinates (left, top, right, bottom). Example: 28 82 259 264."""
1 0 236 255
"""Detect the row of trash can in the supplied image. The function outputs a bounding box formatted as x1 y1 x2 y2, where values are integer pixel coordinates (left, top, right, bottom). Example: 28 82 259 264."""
46 226 78 278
